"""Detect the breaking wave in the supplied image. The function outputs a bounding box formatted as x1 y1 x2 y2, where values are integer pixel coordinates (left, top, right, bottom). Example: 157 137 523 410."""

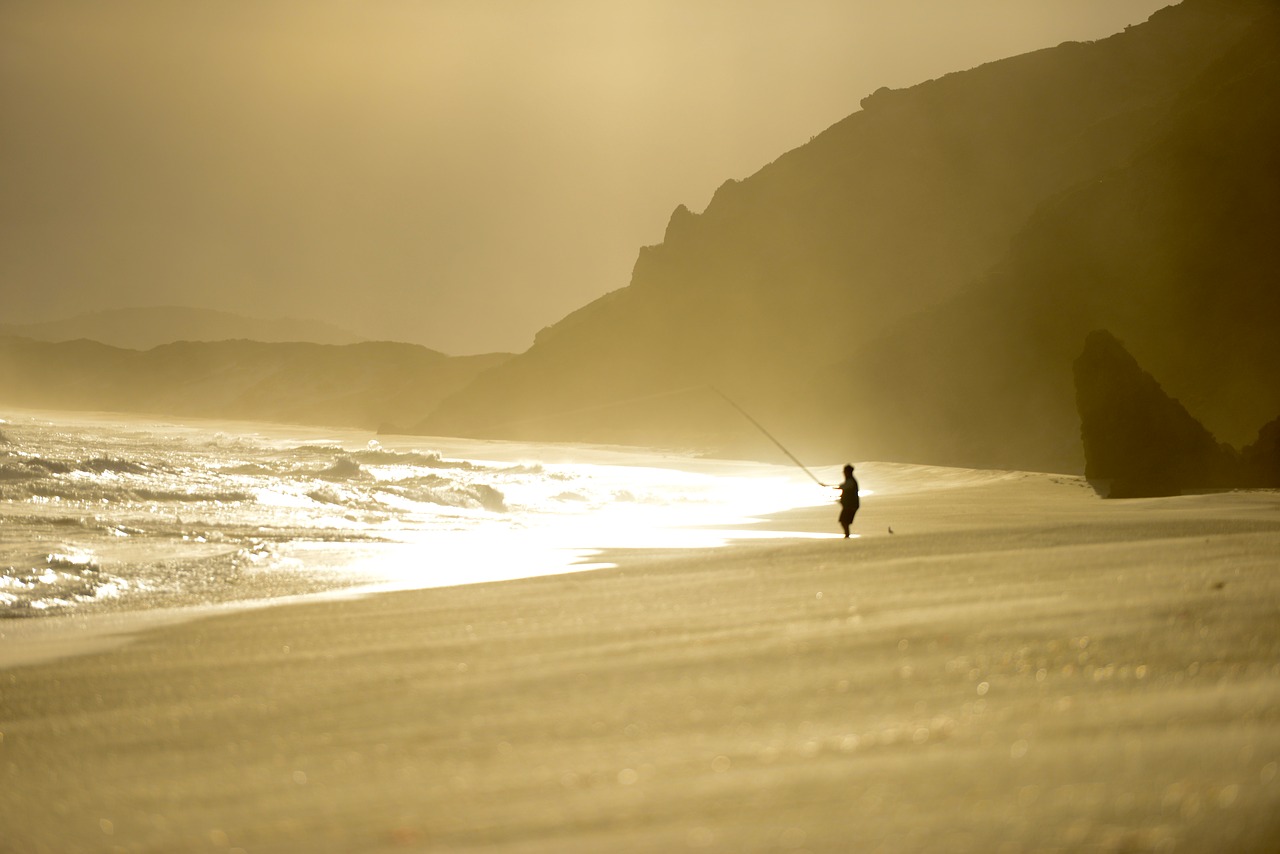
0 421 537 616
377 477 509 512
0 414 828 618
0 544 133 615
317 457 368 481
351 448 482 470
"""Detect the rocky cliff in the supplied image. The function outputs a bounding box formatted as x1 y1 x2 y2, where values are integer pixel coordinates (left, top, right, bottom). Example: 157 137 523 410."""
422 0 1280 473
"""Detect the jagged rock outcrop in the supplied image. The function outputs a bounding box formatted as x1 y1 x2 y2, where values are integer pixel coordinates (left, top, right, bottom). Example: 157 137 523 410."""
1241 417 1280 488
1073 331 1236 496
1073 330 1279 497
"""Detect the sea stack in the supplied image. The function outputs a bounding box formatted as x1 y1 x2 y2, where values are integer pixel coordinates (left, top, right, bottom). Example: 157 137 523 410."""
1073 330 1237 497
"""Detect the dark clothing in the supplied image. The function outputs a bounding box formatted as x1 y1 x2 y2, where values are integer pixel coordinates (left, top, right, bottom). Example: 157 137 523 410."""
839 475 860 511
838 474 860 537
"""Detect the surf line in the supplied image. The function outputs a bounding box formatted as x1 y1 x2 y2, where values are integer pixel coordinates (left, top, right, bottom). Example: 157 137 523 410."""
471 383 831 489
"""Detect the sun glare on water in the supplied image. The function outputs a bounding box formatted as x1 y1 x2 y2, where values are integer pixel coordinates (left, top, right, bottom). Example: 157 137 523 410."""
307 456 840 593
0 413 837 614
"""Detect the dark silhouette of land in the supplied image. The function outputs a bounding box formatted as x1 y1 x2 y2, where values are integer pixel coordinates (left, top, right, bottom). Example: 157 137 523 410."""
417 0 1279 474
2 1 1276 475
0 337 509 432
1075 330 1280 497
0 306 367 350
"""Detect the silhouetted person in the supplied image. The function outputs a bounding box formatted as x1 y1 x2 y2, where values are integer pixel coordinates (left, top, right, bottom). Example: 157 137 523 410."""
837 463 859 538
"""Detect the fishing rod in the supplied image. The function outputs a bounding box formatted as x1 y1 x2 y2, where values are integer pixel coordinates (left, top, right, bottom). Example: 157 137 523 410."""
709 386 830 488
471 382 833 488
475 384 712 430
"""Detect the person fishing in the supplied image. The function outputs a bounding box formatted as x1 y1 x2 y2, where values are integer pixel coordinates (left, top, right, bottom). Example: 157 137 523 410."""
711 389 870 538
837 463 860 538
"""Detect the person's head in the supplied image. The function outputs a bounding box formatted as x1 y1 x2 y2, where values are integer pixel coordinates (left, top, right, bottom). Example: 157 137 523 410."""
843 463 854 477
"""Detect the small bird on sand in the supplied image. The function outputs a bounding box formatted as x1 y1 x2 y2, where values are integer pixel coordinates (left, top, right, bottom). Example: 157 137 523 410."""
888 526 894 534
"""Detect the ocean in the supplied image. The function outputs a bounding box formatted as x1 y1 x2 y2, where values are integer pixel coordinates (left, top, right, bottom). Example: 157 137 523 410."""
0 410 836 618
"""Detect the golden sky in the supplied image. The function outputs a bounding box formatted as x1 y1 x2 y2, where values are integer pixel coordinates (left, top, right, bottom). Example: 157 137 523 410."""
1 0 1171 354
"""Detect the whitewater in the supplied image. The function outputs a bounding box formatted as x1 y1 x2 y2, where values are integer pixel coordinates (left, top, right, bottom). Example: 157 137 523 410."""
0 410 836 618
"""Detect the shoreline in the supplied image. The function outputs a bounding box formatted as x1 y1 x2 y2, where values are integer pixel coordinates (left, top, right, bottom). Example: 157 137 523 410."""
3 470 1279 851
0 406 839 649
0 499 839 672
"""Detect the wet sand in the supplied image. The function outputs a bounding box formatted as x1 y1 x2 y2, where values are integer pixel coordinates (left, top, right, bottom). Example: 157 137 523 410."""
2 468 1279 852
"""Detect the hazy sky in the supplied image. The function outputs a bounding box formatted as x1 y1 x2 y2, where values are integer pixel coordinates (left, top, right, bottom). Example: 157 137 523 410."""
2 0 1172 354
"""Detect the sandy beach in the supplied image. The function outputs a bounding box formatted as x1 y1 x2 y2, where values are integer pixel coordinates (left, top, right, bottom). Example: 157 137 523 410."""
6 2 1279 852
2 466 1279 853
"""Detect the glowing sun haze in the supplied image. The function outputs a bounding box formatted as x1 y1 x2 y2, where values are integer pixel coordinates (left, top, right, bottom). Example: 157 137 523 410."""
1 0 1170 354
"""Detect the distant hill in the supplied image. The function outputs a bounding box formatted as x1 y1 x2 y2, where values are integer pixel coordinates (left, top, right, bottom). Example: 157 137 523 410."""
0 337 511 432
420 0 1280 472
0 306 367 350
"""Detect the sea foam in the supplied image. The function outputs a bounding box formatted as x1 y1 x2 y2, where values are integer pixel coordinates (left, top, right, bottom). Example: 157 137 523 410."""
0 412 832 617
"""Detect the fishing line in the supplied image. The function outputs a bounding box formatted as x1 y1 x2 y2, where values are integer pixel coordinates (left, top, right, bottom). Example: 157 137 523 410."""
471 383 831 488
475 385 711 430
709 387 830 487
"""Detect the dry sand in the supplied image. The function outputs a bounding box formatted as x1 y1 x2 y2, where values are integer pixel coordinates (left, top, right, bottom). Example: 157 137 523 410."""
2 465 1279 853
